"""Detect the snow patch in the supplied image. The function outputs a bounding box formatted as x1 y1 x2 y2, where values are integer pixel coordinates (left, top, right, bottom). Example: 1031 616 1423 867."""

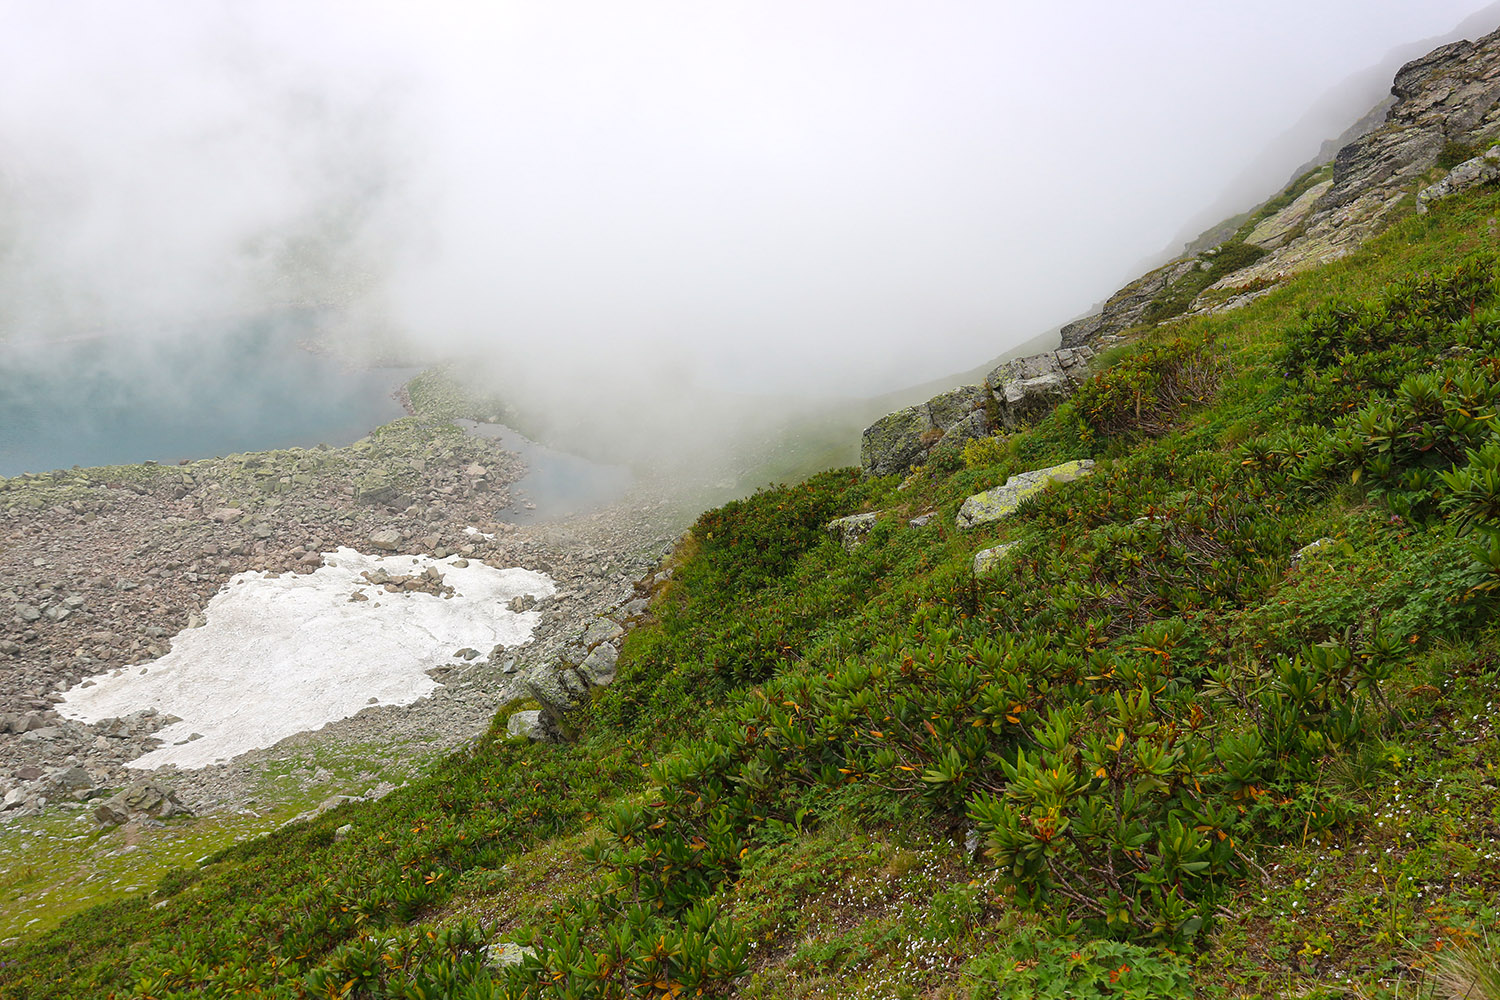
57 547 554 770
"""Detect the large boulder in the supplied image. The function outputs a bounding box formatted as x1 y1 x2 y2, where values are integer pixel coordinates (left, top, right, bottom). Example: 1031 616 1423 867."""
861 387 988 478
956 460 1095 529
578 642 619 685
984 347 1094 430
524 667 588 718
506 710 548 741
94 781 191 825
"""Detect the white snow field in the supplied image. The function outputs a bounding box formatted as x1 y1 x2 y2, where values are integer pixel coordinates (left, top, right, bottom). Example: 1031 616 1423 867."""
57 547 555 770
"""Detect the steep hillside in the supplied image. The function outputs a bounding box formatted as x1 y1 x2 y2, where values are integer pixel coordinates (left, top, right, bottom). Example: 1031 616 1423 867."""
10 25 1500 1000
6 144 1500 1000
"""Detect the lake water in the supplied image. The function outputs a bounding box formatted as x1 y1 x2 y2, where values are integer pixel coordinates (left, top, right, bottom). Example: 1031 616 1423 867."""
459 420 632 524
0 314 633 522
0 312 416 477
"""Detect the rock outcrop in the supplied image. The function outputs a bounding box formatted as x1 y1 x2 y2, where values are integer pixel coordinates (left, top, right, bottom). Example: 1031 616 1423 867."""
1244 179 1335 250
515 573 661 741
1061 28 1500 348
1207 29 1500 293
860 347 1094 477
860 386 990 478
93 780 191 825
1060 260 1199 348
1417 145 1500 212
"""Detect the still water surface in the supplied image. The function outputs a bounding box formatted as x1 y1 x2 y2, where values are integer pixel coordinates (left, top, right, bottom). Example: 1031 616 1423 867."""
0 313 415 477
0 314 634 524
458 420 632 524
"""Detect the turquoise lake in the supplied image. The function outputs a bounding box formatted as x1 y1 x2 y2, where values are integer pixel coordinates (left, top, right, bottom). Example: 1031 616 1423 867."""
0 312 415 477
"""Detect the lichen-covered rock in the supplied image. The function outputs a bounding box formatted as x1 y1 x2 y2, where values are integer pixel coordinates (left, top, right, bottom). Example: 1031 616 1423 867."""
1059 259 1199 348
826 512 879 551
925 385 990 429
524 668 587 722
861 404 935 478
956 461 1095 529
578 642 619 685
1289 536 1340 569
1210 28 1500 291
972 543 1017 576
1246 179 1334 248
506 710 547 741
859 349 1094 477
1065 29 1500 346
927 410 993 459
860 399 959 478
487 942 539 968
1417 146 1500 213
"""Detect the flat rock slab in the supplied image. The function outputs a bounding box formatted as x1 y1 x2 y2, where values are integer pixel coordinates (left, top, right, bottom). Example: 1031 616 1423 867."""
956 460 1095 529
1247 179 1334 249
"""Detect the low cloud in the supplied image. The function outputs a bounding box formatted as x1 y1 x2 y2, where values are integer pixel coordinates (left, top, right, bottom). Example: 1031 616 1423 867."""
3 1 1498 468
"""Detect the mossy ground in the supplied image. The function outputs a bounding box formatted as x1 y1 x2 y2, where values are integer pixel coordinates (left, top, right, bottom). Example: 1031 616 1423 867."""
0 739 437 942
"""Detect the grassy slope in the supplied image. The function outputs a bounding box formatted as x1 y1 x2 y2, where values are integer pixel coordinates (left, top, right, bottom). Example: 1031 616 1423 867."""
5 190 1500 999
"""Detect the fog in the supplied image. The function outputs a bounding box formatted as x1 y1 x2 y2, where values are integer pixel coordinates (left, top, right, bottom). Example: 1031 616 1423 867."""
3 1 1499 470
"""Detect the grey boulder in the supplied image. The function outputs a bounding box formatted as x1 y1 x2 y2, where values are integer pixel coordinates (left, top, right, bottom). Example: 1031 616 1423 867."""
826 512 879 551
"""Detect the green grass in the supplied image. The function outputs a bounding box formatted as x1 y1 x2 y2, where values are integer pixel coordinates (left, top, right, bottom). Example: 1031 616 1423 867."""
6 188 1500 1000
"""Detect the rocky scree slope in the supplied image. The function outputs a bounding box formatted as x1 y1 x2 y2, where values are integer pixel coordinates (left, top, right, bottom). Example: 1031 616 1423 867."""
8 186 1500 996
0 418 681 833
11 26 1500 1000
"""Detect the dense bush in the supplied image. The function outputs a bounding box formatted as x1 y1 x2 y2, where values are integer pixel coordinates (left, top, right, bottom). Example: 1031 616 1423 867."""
1068 335 1223 443
690 468 873 594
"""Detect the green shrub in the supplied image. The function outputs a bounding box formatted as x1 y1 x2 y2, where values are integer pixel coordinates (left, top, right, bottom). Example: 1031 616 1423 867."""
1070 336 1223 442
1437 140 1480 171
1143 242 1269 324
961 929 1198 999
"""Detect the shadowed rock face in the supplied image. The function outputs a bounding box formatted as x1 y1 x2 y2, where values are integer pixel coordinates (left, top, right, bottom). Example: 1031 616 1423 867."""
1063 26 1500 349
859 347 1094 478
